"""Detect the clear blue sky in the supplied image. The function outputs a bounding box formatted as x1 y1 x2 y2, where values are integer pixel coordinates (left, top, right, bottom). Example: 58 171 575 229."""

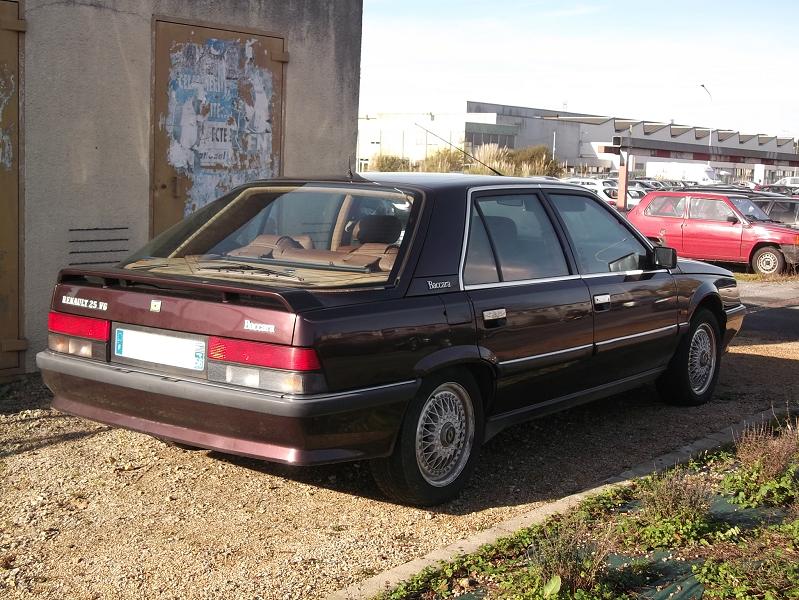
360 0 799 136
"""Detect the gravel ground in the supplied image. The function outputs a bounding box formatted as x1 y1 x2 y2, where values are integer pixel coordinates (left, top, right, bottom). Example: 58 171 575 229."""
2 333 798 599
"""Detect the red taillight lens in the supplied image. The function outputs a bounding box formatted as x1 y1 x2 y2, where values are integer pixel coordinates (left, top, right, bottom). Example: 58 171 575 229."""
208 336 321 371
48 311 110 341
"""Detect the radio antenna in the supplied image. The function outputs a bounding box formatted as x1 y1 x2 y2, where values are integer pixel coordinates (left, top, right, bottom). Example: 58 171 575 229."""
414 122 504 176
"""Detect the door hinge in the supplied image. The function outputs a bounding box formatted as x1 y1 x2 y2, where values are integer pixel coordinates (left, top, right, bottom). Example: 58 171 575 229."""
1 338 28 352
0 18 26 32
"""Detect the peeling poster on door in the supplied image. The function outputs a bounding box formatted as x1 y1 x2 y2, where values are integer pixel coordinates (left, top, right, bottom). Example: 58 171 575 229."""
163 38 277 214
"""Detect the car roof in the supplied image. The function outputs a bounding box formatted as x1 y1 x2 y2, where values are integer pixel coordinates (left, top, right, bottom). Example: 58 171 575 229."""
362 172 574 189
250 172 589 193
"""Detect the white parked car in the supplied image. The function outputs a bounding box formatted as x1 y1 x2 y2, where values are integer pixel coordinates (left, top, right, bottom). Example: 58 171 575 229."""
562 178 619 204
774 176 799 186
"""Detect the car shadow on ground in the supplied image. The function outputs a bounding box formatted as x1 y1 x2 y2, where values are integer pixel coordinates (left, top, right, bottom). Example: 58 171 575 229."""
0 426 112 459
211 347 799 515
1 374 112 458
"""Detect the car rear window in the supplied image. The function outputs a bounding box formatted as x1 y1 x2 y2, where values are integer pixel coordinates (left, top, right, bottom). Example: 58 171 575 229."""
644 195 687 218
121 184 418 289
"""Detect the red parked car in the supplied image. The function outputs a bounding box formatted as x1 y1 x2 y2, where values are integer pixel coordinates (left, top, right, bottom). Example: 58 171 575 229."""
628 191 799 275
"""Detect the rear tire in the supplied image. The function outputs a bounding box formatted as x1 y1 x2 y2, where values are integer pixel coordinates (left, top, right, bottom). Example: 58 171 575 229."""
751 246 785 275
370 369 484 506
657 308 722 406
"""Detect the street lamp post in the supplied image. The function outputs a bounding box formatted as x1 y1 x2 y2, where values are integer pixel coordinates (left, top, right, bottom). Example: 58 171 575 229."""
700 84 713 167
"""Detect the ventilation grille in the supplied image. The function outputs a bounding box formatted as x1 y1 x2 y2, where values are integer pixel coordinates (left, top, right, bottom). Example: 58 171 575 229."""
68 226 130 267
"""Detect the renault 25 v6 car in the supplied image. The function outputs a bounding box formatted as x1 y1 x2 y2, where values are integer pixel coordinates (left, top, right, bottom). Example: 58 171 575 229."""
38 174 745 505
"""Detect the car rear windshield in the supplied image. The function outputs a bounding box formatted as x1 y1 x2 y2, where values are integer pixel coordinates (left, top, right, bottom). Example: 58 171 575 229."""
121 183 419 289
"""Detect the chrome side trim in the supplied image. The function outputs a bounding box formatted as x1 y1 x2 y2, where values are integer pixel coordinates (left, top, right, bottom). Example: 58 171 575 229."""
725 305 746 316
499 343 593 366
581 269 668 279
596 324 678 347
465 275 581 291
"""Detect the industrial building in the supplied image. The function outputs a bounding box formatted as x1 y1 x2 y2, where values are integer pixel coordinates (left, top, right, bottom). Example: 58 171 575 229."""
357 101 799 184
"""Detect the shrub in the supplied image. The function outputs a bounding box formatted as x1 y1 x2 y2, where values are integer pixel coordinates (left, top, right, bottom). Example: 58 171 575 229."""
371 154 411 172
621 467 716 548
722 420 799 507
526 513 613 595
419 148 465 173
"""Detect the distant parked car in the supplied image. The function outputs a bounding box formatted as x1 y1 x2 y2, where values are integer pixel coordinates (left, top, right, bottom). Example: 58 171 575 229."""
752 197 799 229
562 178 619 204
759 184 799 196
627 191 799 275
774 176 799 187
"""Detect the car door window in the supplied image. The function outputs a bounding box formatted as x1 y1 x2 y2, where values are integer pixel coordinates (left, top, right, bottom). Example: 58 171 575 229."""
463 194 569 284
688 198 735 221
645 195 686 218
549 193 648 274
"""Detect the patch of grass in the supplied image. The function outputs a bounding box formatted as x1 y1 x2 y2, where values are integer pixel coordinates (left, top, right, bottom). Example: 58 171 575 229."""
694 519 799 599
378 446 799 600
734 269 799 282
617 467 723 549
722 420 799 507
525 513 614 596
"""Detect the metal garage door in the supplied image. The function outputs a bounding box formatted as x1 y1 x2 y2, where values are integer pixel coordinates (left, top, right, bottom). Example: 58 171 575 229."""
151 18 287 236
0 0 24 374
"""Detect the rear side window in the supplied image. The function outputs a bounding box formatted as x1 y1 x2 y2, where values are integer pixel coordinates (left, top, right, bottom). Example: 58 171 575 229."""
549 194 648 274
644 195 687 218
688 198 735 221
463 215 499 285
463 194 569 284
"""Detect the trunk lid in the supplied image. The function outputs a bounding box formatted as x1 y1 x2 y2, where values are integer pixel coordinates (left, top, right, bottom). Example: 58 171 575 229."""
52 267 320 346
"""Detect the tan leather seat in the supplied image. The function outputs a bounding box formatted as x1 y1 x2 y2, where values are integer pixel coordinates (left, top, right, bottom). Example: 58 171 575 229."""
338 215 403 271
227 235 301 259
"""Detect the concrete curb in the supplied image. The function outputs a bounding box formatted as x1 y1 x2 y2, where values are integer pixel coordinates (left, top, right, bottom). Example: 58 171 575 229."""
328 404 792 600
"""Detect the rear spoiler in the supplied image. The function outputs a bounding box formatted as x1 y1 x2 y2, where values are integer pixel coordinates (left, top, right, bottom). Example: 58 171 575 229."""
57 267 322 313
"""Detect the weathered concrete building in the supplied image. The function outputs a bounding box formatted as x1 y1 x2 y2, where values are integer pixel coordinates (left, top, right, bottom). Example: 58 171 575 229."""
0 0 363 376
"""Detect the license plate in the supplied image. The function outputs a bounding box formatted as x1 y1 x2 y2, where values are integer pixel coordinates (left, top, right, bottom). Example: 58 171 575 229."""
114 327 206 371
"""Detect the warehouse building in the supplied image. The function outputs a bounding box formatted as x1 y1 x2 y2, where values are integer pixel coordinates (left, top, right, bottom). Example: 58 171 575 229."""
358 101 798 184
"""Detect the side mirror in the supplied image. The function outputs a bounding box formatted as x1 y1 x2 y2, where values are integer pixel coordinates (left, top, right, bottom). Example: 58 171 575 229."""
726 215 739 224
652 246 678 269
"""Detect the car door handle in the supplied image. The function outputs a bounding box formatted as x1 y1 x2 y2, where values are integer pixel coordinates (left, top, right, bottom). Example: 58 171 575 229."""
482 308 507 328
593 294 611 311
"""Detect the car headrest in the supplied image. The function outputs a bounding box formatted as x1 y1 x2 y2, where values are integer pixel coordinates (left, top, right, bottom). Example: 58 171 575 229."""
356 215 403 244
482 216 518 243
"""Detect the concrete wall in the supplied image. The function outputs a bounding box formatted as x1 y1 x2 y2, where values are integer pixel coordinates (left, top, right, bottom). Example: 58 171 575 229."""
22 0 362 369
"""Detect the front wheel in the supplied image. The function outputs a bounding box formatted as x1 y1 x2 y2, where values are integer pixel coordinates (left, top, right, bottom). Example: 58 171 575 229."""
370 370 484 506
751 246 785 275
657 308 722 406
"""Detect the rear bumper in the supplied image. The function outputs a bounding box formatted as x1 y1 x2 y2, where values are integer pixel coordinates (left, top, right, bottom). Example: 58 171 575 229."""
37 351 417 465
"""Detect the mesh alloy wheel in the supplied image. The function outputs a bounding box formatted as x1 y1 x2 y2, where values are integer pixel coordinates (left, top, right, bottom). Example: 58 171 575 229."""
414 382 475 487
687 322 717 395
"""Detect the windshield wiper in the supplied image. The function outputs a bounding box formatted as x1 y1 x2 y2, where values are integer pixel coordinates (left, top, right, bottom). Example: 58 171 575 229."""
197 261 303 280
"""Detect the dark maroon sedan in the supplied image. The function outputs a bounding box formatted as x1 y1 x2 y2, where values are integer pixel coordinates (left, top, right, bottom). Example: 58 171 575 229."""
38 174 745 505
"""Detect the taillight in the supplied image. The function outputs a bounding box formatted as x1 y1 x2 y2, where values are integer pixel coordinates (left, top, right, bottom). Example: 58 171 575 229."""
48 311 109 360
48 311 110 341
207 336 320 371
206 336 325 394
